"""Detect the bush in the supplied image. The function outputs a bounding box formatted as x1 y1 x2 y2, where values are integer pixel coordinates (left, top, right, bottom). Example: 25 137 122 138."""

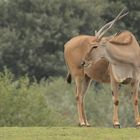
0 70 68 126
0 70 138 127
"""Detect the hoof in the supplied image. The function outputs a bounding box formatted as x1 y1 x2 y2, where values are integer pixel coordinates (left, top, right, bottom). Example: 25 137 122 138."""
78 123 86 127
86 124 91 127
85 121 91 127
136 125 140 129
113 124 120 128
136 123 140 128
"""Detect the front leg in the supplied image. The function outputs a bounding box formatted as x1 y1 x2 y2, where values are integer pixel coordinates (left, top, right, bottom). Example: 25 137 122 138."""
110 74 120 128
112 87 120 128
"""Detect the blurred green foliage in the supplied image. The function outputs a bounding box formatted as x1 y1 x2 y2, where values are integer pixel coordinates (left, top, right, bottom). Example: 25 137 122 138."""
0 69 137 127
0 0 139 79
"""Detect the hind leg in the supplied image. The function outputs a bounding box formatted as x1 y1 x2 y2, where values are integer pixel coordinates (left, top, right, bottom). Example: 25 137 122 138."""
75 74 91 126
131 81 140 127
81 75 91 126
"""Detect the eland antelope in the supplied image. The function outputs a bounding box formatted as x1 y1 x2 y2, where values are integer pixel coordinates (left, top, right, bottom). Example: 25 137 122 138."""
64 8 129 127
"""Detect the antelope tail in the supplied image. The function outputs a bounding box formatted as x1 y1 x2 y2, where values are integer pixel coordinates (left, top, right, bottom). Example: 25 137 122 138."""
66 72 72 84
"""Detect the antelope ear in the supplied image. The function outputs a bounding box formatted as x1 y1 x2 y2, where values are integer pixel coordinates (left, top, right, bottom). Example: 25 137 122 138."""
89 45 98 54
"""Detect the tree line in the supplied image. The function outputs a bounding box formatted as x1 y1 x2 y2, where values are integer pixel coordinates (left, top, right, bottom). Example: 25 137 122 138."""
0 0 139 80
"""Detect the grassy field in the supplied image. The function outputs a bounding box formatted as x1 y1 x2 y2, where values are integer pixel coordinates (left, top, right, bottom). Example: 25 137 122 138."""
0 127 140 140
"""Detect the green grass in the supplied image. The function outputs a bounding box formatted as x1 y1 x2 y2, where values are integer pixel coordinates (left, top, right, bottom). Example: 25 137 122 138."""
0 127 140 140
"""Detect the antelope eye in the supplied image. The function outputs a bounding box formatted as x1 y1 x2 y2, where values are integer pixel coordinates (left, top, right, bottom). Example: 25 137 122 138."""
80 60 85 66
92 45 98 49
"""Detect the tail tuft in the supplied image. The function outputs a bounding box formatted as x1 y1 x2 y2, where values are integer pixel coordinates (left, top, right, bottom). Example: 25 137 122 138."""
66 73 72 84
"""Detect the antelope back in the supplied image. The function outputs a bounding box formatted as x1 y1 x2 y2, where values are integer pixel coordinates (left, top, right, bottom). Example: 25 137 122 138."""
109 31 132 45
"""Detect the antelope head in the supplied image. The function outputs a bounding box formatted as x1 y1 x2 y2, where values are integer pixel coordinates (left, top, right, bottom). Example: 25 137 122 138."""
83 8 129 67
